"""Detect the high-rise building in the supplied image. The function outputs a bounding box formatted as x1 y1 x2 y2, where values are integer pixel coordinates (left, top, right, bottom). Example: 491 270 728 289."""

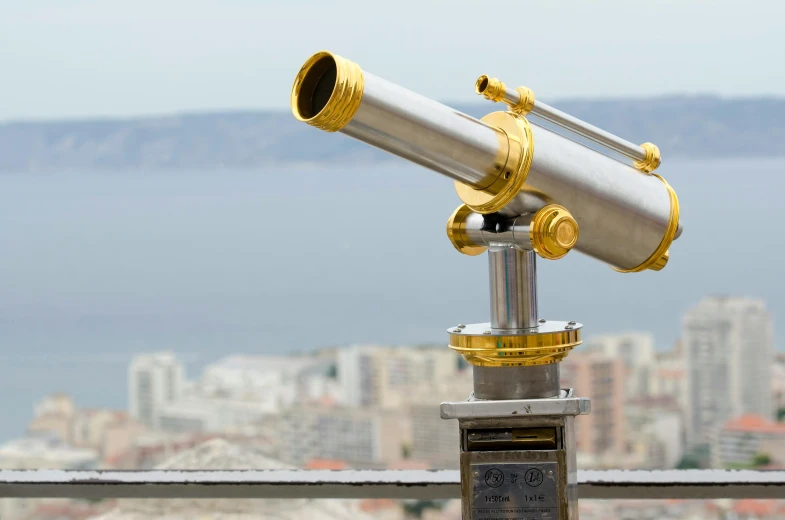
772 354 785 415
683 297 773 446
128 352 184 429
561 351 626 458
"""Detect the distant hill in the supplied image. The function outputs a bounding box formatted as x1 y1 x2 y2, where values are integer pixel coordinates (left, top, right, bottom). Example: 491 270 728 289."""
1 96 783 172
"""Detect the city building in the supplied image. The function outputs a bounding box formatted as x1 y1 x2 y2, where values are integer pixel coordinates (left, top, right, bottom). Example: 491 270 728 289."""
128 352 185 429
0 435 101 520
407 369 473 469
772 354 785 416
683 297 773 446
583 332 655 398
198 354 335 406
279 405 410 468
26 395 147 464
151 354 339 435
712 414 785 468
27 394 77 443
626 396 684 468
155 395 269 434
561 351 626 458
0 434 99 470
410 403 459 469
338 345 460 408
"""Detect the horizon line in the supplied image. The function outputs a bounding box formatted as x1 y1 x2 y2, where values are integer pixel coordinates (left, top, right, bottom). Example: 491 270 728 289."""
3 92 785 126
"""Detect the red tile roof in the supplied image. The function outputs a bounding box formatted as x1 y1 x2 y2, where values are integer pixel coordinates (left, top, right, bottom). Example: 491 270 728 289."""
724 415 785 434
305 458 348 470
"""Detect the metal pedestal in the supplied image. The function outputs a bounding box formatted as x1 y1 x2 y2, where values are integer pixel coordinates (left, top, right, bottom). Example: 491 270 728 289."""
442 391 590 520
444 245 590 519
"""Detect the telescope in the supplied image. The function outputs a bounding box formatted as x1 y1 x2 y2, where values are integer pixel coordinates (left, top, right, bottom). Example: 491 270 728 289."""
291 50 681 520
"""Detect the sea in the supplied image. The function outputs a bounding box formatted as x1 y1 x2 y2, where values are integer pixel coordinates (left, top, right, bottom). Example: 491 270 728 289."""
0 158 782 441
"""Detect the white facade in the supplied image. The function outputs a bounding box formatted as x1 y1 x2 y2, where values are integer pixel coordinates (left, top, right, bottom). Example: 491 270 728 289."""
153 354 338 435
156 396 268 434
338 345 460 408
199 354 337 406
650 346 688 413
279 406 408 468
0 435 99 470
683 297 773 446
583 332 655 398
626 399 684 469
128 352 184 429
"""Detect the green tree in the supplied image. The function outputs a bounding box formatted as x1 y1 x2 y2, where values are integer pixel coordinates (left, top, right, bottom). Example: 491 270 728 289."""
676 454 701 469
402 500 444 518
753 452 772 467
401 443 411 459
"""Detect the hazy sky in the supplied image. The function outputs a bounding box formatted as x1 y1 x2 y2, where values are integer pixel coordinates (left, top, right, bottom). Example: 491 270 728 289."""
1 0 784 121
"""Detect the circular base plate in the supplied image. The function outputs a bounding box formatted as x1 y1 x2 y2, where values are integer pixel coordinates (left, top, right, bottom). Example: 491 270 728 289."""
448 321 582 367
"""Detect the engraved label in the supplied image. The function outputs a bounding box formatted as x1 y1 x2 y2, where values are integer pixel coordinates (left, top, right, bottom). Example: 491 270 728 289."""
471 462 559 520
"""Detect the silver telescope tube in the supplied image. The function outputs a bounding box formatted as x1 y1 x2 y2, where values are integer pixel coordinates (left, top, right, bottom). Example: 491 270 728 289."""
291 51 681 272
291 51 507 189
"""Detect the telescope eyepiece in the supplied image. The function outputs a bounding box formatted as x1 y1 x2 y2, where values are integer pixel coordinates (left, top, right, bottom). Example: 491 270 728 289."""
291 51 364 132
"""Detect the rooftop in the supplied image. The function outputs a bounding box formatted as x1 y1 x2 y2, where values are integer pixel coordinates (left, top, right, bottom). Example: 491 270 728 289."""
724 414 785 435
0 436 98 464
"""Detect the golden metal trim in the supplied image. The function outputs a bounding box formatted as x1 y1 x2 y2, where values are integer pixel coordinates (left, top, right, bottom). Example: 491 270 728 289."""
475 75 506 102
512 86 535 115
633 142 661 173
449 329 582 367
446 204 487 256
454 111 533 214
475 76 536 116
290 51 364 132
612 174 680 273
529 204 579 260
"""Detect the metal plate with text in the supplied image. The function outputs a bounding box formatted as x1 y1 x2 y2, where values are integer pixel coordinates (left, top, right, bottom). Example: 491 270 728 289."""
471 462 559 520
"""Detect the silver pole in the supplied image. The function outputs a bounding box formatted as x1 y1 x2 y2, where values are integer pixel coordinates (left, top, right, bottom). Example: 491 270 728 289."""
472 246 561 400
488 246 537 331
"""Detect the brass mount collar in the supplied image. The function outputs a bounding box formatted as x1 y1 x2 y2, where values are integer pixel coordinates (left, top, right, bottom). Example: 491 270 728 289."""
454 111 533 214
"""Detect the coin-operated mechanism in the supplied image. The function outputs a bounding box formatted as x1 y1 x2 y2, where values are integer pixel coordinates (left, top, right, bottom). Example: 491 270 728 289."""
290 51 681 520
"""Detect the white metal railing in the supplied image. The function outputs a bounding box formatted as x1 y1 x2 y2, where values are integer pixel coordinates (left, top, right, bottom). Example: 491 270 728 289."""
1 470 784 500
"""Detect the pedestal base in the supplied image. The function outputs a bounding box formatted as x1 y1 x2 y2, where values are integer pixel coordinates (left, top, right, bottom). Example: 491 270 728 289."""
441 390 590 520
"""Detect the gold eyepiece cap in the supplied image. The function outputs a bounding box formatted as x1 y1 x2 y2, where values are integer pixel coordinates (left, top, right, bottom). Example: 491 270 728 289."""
291 51 364 132
530 205 579 260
